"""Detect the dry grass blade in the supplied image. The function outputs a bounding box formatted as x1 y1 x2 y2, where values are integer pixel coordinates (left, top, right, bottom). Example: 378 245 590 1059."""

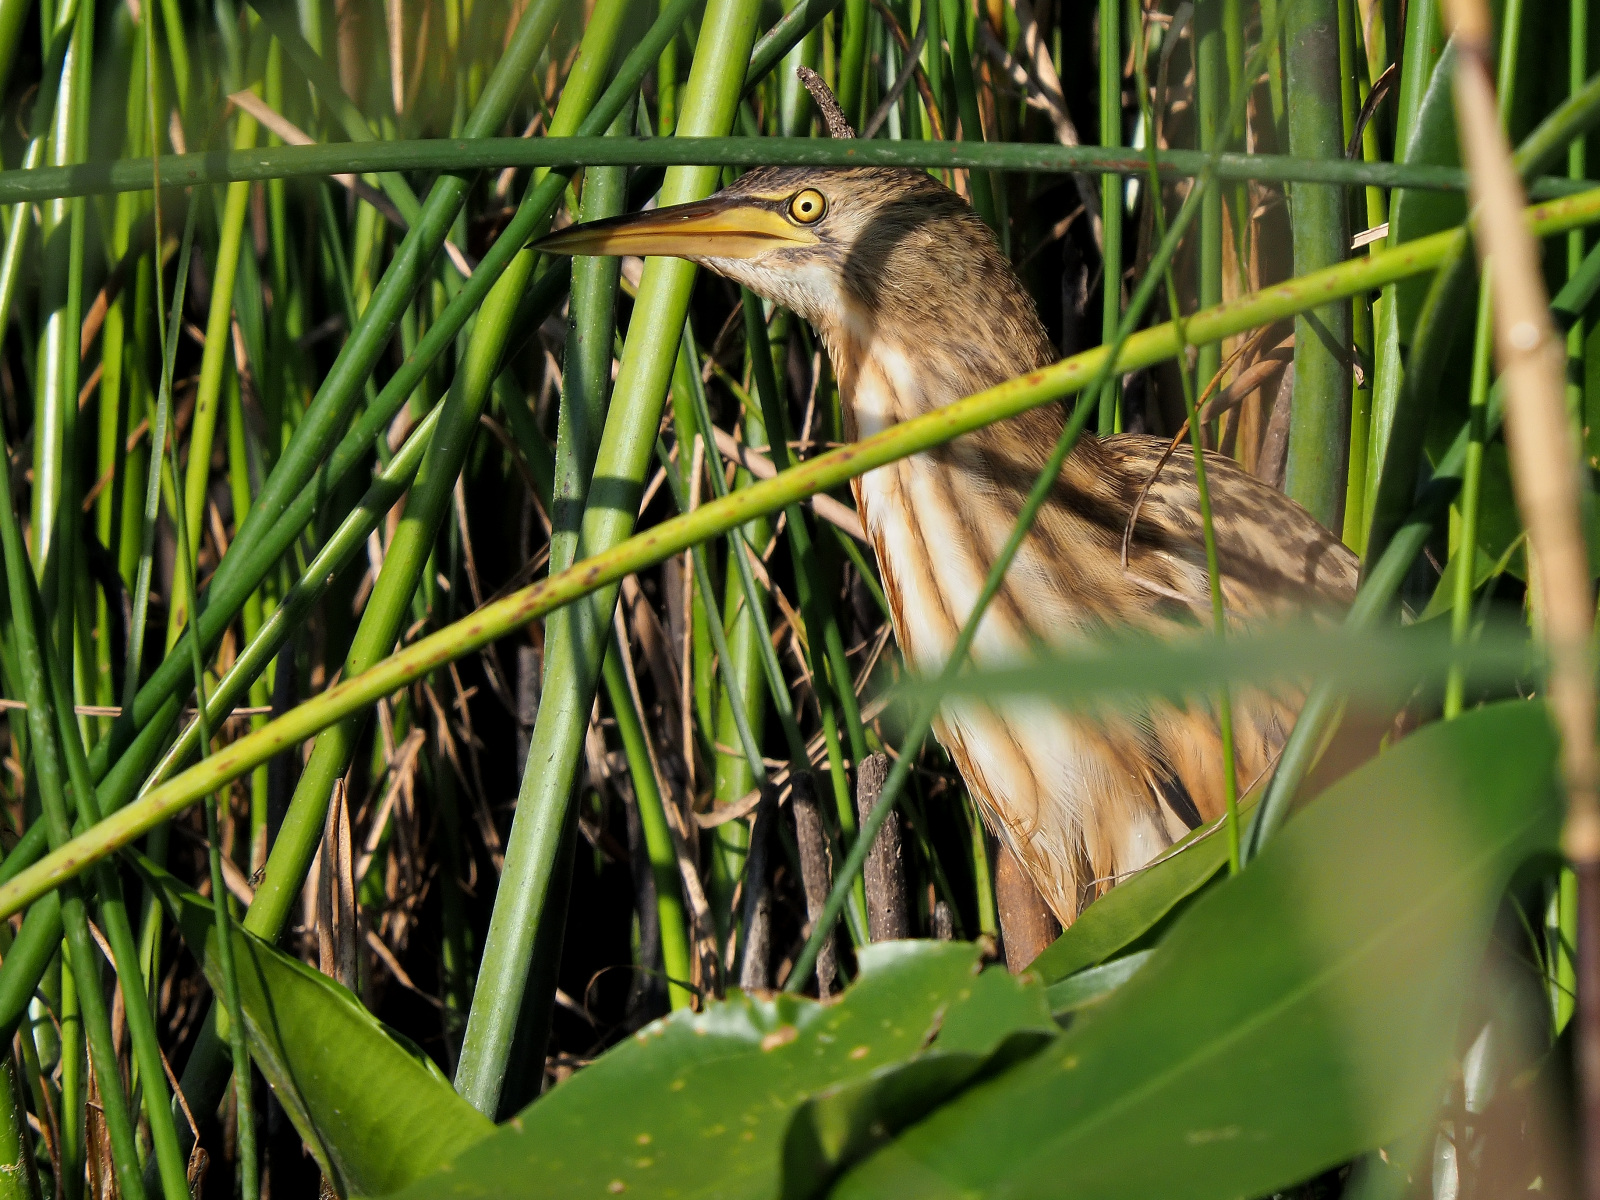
1344 62 1399 160
975 12 1102 245
709 425 867 541
862 0 935 139
316 780 360 993
227 91 408 232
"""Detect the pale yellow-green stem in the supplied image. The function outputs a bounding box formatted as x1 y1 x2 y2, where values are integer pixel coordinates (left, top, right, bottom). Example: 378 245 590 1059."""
173 106 259 637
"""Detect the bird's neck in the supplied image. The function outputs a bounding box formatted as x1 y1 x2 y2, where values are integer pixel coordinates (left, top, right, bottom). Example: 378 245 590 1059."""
817 289 1060 440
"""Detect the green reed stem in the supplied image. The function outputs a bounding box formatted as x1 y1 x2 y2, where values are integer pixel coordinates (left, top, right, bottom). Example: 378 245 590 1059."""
10 137 1596 204
1194 0 1223 421
1444 288 1494 719
164 324 259 1200
456 50 636 1112
600 629 695 1010
1359 0 1448 537
0 895 60 1045
28 0 86 601
1097 0 1122 434
777 0 821 137
119 195 196 716
181 109 258 555
705 403 776 949
836 0 869 129
1280 0 1350 530
1336 0 1368 549
170 109 258 642
0 417 146 1200
59 958 83 1200
1344 3 1390 554
95 55 151 733
1444 12 1522 720
6 188 1600 927
658 0 680 134
0 0 31 105
455 0 764 1113
942 0 996 229
31 594 188 1200
1568 0 1588 430
0 1049 34 1200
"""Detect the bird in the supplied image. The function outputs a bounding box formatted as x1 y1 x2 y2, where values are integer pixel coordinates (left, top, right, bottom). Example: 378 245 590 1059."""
535 84 1358 934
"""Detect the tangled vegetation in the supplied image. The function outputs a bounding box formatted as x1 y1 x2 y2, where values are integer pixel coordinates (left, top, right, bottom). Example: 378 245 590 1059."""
0 0 1588 1192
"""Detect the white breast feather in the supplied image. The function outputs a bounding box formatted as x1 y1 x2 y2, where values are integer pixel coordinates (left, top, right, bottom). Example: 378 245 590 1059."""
848 348 1179 909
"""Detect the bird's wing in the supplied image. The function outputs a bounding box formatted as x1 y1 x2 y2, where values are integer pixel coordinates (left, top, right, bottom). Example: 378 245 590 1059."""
920 422 1360 867
1089 434 1357 824
1098 434 1360 625
950 419 1358 642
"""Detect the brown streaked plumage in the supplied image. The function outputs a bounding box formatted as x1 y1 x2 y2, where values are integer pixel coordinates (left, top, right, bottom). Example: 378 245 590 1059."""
536 163 1357 926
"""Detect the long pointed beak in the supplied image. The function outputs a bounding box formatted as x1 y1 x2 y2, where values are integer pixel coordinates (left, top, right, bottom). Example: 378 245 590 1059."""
532 196 817 261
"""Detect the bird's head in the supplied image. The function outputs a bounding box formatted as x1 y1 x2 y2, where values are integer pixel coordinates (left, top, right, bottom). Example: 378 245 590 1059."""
534 166 1055 382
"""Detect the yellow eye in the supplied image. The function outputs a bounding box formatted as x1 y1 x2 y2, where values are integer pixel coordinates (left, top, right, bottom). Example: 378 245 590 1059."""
788 188 826 224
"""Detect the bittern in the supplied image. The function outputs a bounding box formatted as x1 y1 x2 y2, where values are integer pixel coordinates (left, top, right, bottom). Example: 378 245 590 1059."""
537 125 1356 930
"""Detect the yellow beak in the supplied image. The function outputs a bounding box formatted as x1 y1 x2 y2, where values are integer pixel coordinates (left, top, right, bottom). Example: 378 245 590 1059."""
532 196 817 260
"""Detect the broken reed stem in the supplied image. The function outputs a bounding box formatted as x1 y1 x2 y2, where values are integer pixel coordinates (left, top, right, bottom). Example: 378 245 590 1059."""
790 775 837 996
736 787 778 992
853 753 909 941
1444 2 1600 1195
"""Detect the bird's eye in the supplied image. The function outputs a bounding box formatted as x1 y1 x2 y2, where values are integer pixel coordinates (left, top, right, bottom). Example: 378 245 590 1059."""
788 188 827 224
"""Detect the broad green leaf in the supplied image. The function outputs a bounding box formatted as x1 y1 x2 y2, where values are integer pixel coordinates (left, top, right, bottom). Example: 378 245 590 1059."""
1390 40 1465 344
1044 950 1153 1015
1029 813 1236 984
928 622 1535 991
143 864 493 1197
393 941 1054 1199
932 622 1535 986
829 699 1559 1199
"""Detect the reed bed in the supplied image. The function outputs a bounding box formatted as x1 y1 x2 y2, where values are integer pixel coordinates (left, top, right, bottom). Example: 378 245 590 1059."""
0 0 1589 1193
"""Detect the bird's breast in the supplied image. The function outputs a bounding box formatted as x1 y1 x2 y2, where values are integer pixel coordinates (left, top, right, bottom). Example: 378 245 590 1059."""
842 352 1189 920
844 347 1101 668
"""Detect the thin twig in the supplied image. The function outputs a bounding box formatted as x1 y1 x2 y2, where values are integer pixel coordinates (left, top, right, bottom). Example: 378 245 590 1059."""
862 0 933 139
978 0 1104 248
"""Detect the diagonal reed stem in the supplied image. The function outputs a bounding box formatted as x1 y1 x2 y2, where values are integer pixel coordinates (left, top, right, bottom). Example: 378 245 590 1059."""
1 187 1598 929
